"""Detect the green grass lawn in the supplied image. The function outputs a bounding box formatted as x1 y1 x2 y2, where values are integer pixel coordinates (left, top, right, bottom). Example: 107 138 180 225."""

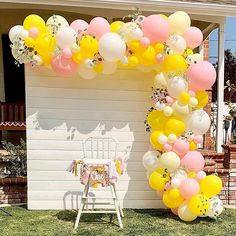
0 206 235 236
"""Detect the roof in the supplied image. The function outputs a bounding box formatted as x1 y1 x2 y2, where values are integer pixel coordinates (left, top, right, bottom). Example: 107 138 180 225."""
175 0 236 5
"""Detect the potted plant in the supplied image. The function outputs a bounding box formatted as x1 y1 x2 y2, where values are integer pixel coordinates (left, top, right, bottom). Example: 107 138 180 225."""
0 139 27 204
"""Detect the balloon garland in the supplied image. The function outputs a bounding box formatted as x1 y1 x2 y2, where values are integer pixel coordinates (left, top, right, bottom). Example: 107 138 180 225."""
9 11 223 221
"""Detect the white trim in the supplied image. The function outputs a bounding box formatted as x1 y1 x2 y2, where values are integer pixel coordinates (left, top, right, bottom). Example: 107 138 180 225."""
0 0 236 17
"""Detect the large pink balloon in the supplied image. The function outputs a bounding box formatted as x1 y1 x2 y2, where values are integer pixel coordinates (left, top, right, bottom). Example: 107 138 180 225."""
187 61 216 91
142 15 170 43
70 19 88 33
179 178 200 199
172 139 189 157
87 17 110 39
181 151 205 172
184 27 203 49
51 55 77 77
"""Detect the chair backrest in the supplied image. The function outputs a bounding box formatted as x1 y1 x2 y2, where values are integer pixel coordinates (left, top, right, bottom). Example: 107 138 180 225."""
82 136 119 163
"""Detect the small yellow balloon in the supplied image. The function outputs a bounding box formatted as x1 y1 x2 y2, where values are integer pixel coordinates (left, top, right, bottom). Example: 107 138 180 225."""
165 118 185 136
154 43 164 54
200 175 222 198
94 63 103 73
147 110 169 131
159 14 168 20
24 37 35 48
150 130 164 151
128 56 139 67
183 48 194 58
163 55 187 75
110 21 124 33
128 40 142 53
23 14 46 33
142 46 156 62
188 194 210 215
169 188 180 199
189 141 197 150
179 92 191 105
149 172 166 190
80 35 98 58
195 91 209 109
188 171 197 178
72 52 83 64
35 34 56 54
163 191 184 208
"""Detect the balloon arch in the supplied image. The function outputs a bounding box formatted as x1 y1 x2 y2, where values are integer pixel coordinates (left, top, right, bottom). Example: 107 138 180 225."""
9 11 223 221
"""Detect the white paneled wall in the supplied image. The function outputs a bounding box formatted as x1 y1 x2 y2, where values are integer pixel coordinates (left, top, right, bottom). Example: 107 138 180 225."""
26 66 164 209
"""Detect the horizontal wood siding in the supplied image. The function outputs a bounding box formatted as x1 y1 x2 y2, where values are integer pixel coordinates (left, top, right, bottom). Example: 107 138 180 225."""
26 66 163 209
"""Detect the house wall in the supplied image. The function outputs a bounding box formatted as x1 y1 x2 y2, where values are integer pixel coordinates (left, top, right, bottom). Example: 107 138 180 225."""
26 66 165 209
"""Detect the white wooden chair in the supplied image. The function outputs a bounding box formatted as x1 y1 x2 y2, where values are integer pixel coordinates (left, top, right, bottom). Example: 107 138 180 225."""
74 136 124 229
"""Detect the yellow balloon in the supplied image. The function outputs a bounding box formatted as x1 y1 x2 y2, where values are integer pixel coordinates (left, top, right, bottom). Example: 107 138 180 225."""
72 52 83 64
163 55 187 75
189 141 197 150
169 188 180 199
35 34 56 54
183 48 193 58
94 63 103 73
200 175 222 198
163 191 184 208
24 37 35 48
178 201 197 222
149 172 166 190
195 91 209 109
179 92 191 105
154 43 164 54
23 14 46 33
80 35 98 58
165 118 185 136
110 21 124 33
150 130 164 151
188 194 210 215
147 110 169 131
188 171 197 178
142 46 156 63
168 11 191 35
155 168 170 182
128 40 142 53
159 14 168 20
39 52 52 65
128 56 139 67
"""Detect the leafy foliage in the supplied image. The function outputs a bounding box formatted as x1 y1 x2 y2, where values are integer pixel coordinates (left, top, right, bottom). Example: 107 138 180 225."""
0 139 27 177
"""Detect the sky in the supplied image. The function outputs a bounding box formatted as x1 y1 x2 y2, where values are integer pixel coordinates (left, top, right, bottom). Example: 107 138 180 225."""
209 17 236 64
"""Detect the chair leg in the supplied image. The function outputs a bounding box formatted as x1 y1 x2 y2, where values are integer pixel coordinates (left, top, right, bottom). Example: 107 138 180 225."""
112 183 124 217
110 185 123 229
74 184 89 230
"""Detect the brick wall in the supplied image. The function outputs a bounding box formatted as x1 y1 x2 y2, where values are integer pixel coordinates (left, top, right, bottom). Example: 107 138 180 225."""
203 145 236 205
0 177 27 204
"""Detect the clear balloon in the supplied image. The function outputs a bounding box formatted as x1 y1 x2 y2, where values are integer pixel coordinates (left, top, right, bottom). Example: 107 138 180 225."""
55 27 77 49
9 25 23 42
178 201 197 221
78 62 97 80
46 15 69 34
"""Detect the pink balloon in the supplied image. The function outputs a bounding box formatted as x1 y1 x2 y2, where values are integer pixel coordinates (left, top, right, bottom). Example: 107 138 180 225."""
187 61 216 91
62 48 72 59
166 96 174 104
163 143 173 152
51 55 77 77
171 208 178 216
179 178 200 199
87 17 110 39
184 27 203 49
140 37 150 46
142 15 170 43
181 151 205 172
156 54 164 63
194 135 204 144
188 90 196 97
165 182 172 191
172 139 189 156
70 19 88 34
29 27 39 38
195 171 206 182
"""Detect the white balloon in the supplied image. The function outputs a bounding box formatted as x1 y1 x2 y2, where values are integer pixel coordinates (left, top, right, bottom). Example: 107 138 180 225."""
171 178 181 188
206 197 224 218
167 35 187 55
71 43 80 53
154 72 167 89
168 134 177 143
132 28 143 40
46 15 69 34
99 33 126 62
84 59 94 68
19 29 29 40
172 101 191 117
167 76 188 98
178 201 197 222
9 25 23 42
158 135 168 144
103 61 117 75
78 62 97 80
120 56 128 65
33 55 43 65
185 109 211 135
159 152 180 173
56 27 77 49
154 101 165 111
163 106 173 117
189 97 198 107
142 151 160 172
171 169 188 181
